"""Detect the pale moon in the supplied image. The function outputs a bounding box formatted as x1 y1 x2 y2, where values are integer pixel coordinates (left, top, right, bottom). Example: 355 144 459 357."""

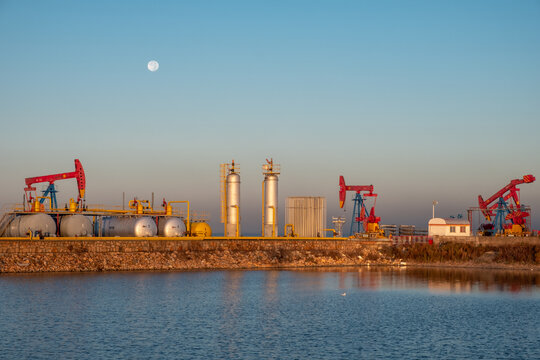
147 60 159 72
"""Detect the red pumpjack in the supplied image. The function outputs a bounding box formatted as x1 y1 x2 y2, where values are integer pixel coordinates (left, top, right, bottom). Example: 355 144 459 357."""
24 159 86 211
477 174 535 235
339 175 382 236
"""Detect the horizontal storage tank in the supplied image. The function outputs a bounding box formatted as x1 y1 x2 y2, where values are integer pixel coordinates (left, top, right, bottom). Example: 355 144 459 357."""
102 216 157 237
190 222 212 237
158 217 185 237
4 213 57 237
60 215 93 237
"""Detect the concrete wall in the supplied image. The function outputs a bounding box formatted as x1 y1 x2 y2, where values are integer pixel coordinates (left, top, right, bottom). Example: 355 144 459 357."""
1 236 538 273
0 238 390 273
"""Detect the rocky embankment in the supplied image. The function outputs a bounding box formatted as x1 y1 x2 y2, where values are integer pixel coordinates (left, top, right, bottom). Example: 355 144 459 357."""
0 237 539 273
0 239 392 273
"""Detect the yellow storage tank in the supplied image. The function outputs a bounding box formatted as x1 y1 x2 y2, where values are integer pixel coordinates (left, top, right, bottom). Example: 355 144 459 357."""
190 222 212 237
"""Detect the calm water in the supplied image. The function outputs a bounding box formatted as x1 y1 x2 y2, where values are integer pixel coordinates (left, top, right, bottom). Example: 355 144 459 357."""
1 267 539 360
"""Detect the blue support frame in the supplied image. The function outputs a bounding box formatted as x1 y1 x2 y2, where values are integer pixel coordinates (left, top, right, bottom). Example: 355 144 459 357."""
492 197 511 235
349 192 367 236
40 183 58 210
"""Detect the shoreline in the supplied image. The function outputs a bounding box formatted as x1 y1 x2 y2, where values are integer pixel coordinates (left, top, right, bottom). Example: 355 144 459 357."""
1 236 539 274
2 263 539 278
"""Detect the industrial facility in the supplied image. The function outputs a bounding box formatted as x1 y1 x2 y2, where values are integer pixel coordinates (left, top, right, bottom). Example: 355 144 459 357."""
0 159 536 239
339 176 383 238
0 158 318 239
0 159 208 239
468 175 535 236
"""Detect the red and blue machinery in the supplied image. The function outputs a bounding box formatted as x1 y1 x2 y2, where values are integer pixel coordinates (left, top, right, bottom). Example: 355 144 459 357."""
24 159 86 210
339 175 380 236
477 174 535 235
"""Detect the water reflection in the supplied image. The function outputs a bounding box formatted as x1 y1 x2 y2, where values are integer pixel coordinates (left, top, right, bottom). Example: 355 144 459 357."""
290 266 540 295
406 267 540 294
2 267 539 296
1 268 539 359
220 271 244 356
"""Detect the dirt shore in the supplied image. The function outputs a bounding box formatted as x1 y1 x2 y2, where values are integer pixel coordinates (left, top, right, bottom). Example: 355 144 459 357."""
1 238 539 273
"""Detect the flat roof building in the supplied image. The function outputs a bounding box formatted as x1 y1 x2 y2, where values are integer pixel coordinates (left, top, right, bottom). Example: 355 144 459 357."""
428 218 470 236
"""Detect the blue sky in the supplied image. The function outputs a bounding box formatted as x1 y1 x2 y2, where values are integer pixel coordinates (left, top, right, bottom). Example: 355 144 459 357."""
1 0 539 234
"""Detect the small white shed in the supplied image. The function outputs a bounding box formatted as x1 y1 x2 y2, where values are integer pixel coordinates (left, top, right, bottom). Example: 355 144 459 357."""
428 218 470 236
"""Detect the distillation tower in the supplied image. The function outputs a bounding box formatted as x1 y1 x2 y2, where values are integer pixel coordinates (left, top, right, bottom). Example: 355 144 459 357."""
262 159 280 237
221 160 241 237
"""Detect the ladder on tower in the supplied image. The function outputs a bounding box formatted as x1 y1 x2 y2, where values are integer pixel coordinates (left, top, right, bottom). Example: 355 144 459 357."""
220 164 227 224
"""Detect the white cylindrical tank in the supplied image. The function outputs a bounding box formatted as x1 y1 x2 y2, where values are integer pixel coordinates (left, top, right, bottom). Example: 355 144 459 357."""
102 216 157 237
60 215 93 237
264 174 279 236
5 214 57 237
226 172 241 236
158 217 185 237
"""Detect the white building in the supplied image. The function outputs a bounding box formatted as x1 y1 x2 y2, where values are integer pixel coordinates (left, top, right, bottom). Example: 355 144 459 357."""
428 218 470 236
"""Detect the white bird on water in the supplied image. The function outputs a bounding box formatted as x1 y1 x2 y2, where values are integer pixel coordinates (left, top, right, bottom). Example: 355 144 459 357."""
341 292 347 296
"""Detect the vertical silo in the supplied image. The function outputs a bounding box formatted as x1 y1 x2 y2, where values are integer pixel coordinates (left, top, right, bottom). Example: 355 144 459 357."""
262 159 280 237
223 161 241 237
